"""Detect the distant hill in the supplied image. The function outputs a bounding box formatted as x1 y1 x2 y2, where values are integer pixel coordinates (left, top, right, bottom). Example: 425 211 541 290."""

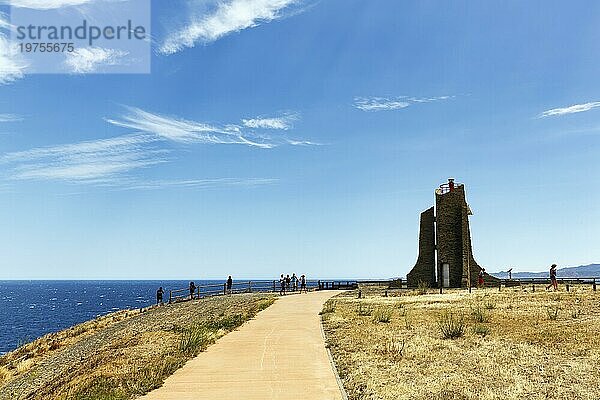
491 264 600 279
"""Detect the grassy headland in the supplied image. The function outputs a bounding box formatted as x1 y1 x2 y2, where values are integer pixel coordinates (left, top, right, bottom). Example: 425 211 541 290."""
0 294 274 400
322 285 600 400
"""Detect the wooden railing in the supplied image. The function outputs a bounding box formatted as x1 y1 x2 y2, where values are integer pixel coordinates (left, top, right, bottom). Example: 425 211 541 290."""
317 281 359 290
168 280 323 303
497 277 599 292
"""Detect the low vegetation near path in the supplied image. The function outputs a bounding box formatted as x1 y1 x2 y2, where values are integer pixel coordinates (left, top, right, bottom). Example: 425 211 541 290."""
322 286 600 400
0 294 275 400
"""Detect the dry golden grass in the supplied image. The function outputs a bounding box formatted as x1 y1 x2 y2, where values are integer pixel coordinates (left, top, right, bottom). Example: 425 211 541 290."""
0 295 275 400
323 285 600 400
0 309 135 386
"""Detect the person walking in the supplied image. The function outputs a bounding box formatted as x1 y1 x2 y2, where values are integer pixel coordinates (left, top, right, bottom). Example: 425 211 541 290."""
291 273 298 292
189 281 196 300
279 274 286 295
285 274 291 291
546 264 558 291
156 286 164 305
226 275 233 294
300 274 307 293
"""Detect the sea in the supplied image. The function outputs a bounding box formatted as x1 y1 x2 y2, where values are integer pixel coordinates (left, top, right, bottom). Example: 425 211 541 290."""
0 280 285 355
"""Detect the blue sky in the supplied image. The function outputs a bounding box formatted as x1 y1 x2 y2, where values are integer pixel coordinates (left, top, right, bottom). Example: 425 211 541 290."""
0 0 598 279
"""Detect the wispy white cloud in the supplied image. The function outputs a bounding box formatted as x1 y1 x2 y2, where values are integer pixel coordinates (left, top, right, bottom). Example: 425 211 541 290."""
0 11 13 30
0 16 28 85
106 106 313 148
0 113 23 122
1 106 316 186
106 106 272 148
354 97 410 111
0 134 166 182
242 112 298 130
406 96 452 103
353 95 452 112
160 0 302 55
117 177 279 191
64 47 129 74
539 102 600 118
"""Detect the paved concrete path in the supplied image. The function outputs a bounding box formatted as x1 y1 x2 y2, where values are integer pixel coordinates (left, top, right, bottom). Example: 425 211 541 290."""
140 291 344 400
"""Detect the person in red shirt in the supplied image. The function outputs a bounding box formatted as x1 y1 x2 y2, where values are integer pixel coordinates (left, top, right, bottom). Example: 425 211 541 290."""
478 268 485 288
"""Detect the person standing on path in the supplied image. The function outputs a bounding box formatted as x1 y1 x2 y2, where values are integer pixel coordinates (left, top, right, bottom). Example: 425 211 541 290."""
189 281 196 300
285 274 291 291
546 264 558 291
156 287 164 305
226 276 233 294
280 274 286 295
291 273 298 291
300 274 307 293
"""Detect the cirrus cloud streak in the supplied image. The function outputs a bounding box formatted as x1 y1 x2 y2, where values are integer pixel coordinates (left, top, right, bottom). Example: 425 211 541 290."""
539 102 600 118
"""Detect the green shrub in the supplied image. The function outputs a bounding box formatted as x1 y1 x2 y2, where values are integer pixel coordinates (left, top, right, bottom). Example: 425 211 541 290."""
438 310 465 339
484 300 496 310
206 314 245 331
178 325 215 356
470 304 489 323
382 338 405 359
546 306 560 321
357 303 373 316
373 307 392 323
320 300 337 315
256 298 275 312
472 324 489 337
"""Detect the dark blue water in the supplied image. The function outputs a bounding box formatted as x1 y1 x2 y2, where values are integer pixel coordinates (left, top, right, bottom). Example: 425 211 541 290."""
0 280 271 354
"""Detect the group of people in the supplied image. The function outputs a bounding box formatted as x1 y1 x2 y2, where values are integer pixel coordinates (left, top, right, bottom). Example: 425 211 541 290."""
279 273 308 295
157 273 309 305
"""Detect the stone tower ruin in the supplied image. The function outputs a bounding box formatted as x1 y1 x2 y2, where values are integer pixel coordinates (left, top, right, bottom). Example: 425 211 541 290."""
407 179 496 288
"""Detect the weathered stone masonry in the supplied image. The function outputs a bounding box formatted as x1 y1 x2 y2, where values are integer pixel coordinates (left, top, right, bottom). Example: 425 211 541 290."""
407 179 498 288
